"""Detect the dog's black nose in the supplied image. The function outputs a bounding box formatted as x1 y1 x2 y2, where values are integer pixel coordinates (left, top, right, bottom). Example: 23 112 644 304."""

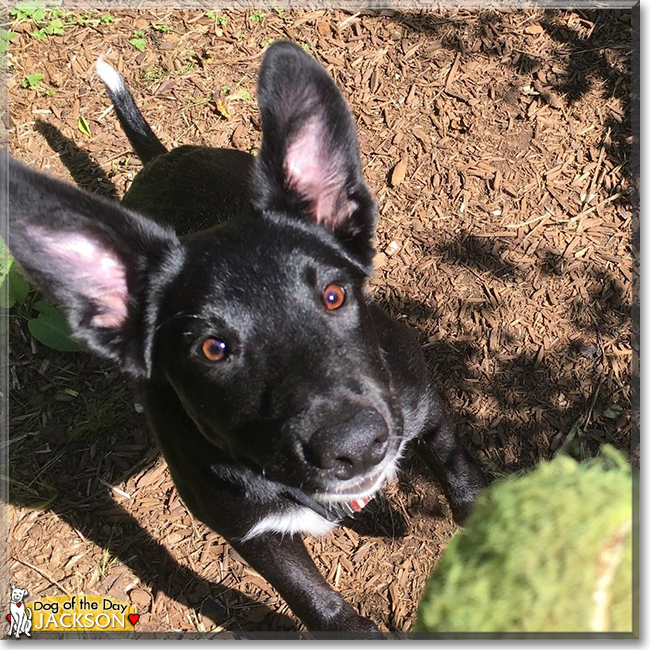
305 408 389 480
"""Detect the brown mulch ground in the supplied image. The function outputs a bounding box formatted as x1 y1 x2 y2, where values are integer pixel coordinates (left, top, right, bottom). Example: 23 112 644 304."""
3 7 636 636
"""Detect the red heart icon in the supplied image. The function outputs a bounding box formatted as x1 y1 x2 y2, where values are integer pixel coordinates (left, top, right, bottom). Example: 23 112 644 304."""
6 614 10 622
128 614 139 626
16 603 21 608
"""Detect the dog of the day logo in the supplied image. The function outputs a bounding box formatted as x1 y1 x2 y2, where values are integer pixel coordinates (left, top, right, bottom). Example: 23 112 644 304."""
7 585 32 639
7 586 139 636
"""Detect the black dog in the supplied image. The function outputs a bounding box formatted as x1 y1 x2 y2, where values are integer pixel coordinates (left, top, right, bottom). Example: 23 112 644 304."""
5 42 486 634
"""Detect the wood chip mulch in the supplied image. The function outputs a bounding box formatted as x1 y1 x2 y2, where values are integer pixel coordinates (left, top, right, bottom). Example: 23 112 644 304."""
4 7 636 636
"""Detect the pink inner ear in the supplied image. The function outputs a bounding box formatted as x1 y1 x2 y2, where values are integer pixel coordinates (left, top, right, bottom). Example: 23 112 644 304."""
285 118 356 230
38 230 129 328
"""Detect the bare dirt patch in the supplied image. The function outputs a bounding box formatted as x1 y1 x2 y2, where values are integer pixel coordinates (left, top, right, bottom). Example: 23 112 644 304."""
4 7 636 636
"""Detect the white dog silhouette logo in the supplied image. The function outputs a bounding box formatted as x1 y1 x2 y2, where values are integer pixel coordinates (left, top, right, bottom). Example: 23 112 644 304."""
7 584 32 639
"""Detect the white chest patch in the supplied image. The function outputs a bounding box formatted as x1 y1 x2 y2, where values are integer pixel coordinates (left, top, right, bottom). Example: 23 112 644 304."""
241 507 337 542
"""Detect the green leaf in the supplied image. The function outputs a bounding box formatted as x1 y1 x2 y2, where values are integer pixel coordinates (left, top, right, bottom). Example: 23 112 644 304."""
0 30 18 43
129 37 146 52
603 405 623 420
45 19 65 35
231 88 250 101
32 300 58 314
0 264 30 309
77 115 92 137
9 265 30 306
28 309 81 352
11 0 46 21
0 237 13 281
0 31 17 54
10 6 29 20
0 250 14 308
21 73 44 89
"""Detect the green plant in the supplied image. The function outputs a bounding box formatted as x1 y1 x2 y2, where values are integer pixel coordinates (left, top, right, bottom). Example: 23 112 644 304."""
206 11 227 32
57 10 115 27
0 240 80 352
31 18 64 41
141 67 169 84
260 37 274 49
10 1 67 41
0 30 18 54
10 0 47 23
68 393 124 441
3 476 59 511
207 11 227 23
98 528 119 577
151 23 170 33
250 10 265 22
28 300 81 352
77 115 92 137
222 86 250 101
231 88 250 101
0 239 27 308
21 72 44 89
129 30 147 52
415 447 634 633
77 11 100 25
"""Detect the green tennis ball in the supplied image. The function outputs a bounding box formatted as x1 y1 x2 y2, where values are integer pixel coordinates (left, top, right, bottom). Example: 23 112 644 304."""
415 446 634 634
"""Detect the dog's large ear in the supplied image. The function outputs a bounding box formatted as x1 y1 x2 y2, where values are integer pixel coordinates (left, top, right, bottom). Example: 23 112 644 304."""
251 41 377 269
3 153 183 377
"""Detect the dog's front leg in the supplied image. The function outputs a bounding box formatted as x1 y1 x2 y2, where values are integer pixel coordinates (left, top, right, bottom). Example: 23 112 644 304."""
416 395 488 525
229 532 379 635
143 384 379 635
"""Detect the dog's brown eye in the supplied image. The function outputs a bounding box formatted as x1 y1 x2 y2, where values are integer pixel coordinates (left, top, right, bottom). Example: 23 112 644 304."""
202 338 228 362
323 284 346 310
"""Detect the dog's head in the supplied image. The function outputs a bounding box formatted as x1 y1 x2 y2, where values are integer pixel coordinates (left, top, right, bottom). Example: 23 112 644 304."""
10 585 28 603
5 43 405 503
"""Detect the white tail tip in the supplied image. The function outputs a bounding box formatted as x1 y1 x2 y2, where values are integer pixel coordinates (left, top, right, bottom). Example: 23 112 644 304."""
95 57 124 94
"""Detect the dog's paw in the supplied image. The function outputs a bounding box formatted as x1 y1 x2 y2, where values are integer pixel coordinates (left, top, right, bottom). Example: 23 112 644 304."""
449 474 489 527
450 499 476 527
308 603 382 638
334 610 383 638
349 617 384 638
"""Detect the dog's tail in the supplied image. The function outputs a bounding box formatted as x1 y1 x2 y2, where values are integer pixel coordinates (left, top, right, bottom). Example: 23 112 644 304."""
95 58 167 164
